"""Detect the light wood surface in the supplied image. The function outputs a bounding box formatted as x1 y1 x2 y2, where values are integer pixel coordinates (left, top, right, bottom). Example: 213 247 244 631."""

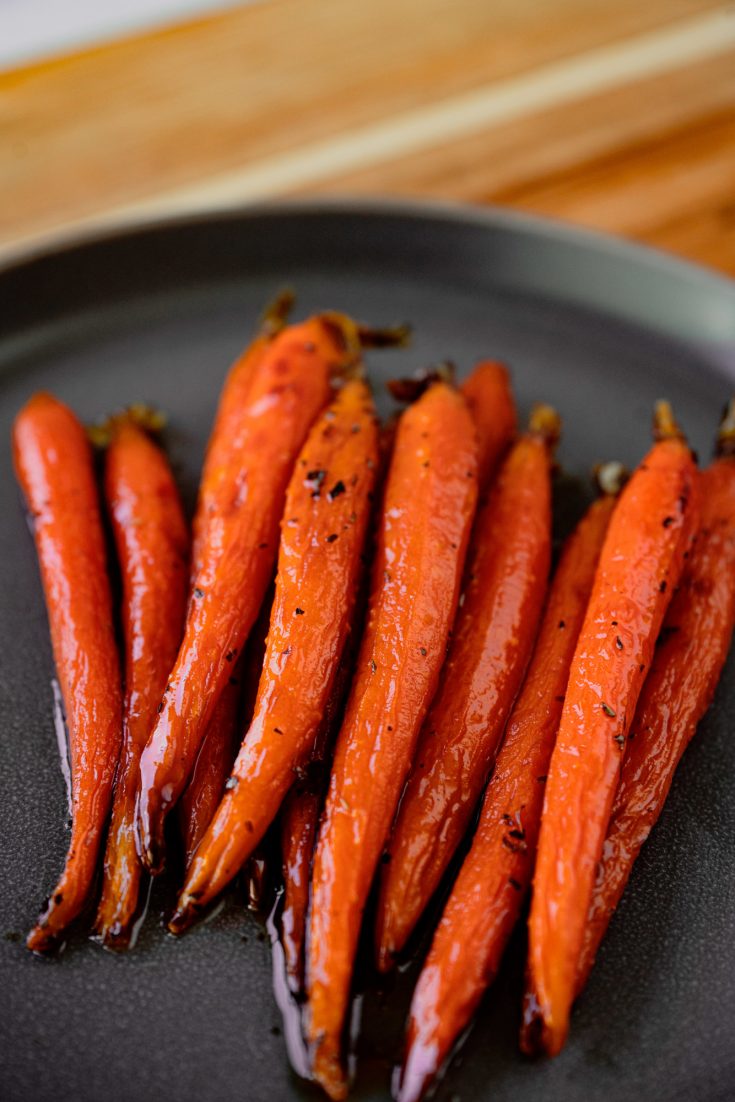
1 0 734 274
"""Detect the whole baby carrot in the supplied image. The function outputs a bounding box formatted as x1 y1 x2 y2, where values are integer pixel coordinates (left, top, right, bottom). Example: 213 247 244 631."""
305 381 479 1102
169 377 380 930
136 313 361 874
397 466 623 1102
93 414 189 948
14 393 123 953
460 361 517 489
375 404 559 972
576 403 735 992
524 402 698 1057
278 418 394 995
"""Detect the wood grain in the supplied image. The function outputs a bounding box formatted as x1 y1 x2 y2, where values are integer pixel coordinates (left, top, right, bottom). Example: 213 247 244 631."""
1 0 733 274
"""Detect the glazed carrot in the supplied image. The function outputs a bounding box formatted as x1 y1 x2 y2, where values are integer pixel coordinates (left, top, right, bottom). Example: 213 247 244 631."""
305 382 479 1102
177 673 241 870
576 404 735 992
191 289 294 573
398 467 623 1102
92 415 188 948
136 314 359 874
523 402 698 1057
169 377 380 929
375 404 559 972
279 418 393 995
13 394 123 953
460 361 517 489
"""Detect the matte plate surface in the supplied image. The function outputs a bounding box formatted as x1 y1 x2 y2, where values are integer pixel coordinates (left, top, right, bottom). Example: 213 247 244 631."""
1 201 734 1102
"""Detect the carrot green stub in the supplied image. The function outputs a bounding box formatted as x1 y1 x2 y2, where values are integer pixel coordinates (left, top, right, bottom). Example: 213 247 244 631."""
397 476 620 1102
13 393 123 953
576 408 735 994
305 382 479 1102
136 314 352 875
524 401 698 1058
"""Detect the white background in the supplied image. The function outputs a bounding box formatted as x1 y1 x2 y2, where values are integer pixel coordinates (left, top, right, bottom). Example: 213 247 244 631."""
0 0 249 69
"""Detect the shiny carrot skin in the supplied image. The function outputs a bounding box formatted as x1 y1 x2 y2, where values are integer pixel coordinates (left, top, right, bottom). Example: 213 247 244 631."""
460 361 517 489
170 378 380 929
177 673 241 870
137 315 350 874
92 418 189 947
13 394 123 953
398 482 619 1102
191 290 294 574
279 421 392 995
577 431 735 991
305 382 479 1101
524 404 698 1057
375 405 558 971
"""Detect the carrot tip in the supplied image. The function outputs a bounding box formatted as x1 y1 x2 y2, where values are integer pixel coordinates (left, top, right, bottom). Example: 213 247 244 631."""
528 403 562 448
594 460 628 497
652 399 685 442
716 398 735 458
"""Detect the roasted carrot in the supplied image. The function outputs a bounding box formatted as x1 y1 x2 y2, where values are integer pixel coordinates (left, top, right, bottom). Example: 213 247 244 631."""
191 289 294 574
90 414 189 948
375 404 559 972
576 404 735 992
279 418 394 996
459 361 517 489
177 673 241 870
523 401 698 1057
136 313 361 874
398 466 623 1102
305 381 479 1102
13 393 123 953
169 377 380 930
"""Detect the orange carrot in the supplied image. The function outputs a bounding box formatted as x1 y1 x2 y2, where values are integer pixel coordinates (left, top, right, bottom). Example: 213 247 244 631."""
523 402 698 1057
190 290 294 575
576 404 735 991
305 381 479 1101
398 467 623 1102
13 394 123 953
93 414 188 948
169 377 380 930
460 361 516 488
375 404 558 971
136 314 359 874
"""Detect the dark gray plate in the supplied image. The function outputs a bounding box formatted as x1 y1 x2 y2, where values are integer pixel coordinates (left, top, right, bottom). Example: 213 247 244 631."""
1 201 734 1102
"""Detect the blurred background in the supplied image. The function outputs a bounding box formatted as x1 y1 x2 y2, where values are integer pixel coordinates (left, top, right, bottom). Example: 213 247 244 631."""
2 0 734 272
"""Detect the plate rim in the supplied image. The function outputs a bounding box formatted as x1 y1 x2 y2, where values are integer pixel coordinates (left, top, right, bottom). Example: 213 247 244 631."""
1 195 733 301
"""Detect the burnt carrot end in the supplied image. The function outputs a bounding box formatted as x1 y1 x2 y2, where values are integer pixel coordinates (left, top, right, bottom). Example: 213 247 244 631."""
136 313 362 876
94 416 189 949
459 361 517 490
14 393 123 953
523 401 698 1057
576 402 735 992
169 377 380 931
375 403 557 973
305 382 479 1101
397 466 622 1102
